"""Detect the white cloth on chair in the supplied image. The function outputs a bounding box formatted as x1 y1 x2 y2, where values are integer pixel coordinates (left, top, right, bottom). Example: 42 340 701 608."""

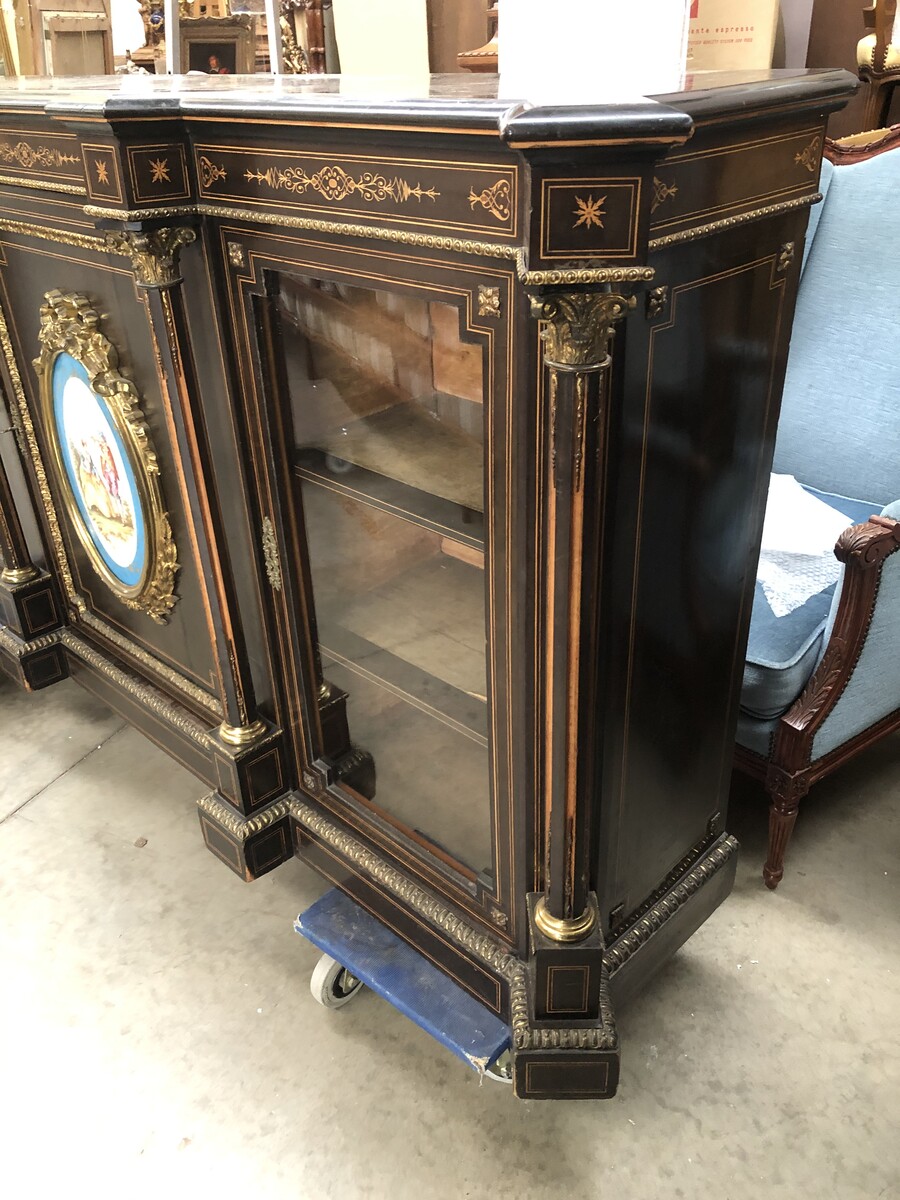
757 474 855 618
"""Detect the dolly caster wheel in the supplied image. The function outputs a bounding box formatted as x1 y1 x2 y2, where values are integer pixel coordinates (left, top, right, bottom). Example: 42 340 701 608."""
482 1050 513 1085
310 953 364 1009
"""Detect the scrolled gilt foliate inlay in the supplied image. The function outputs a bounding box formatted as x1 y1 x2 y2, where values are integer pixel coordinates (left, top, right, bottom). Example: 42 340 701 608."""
532 291 636 370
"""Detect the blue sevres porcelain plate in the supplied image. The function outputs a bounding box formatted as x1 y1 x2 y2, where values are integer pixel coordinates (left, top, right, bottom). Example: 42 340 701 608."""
35 290 178 624
51 351 148 595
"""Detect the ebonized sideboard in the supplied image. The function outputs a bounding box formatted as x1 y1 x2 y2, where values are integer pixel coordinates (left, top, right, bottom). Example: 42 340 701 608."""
0 69 854 1099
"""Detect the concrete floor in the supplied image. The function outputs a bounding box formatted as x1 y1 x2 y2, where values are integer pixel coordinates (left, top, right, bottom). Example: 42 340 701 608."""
0 676 897 1200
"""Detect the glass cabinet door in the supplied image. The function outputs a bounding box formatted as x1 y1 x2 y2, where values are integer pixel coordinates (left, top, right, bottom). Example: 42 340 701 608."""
277 274 493 880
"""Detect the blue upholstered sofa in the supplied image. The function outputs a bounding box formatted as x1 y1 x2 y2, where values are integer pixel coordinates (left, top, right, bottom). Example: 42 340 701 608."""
734 126 900 889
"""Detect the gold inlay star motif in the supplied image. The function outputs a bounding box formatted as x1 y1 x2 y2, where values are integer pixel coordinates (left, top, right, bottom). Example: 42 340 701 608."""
94 159 109 185
149 157 171 184
573 194 606 230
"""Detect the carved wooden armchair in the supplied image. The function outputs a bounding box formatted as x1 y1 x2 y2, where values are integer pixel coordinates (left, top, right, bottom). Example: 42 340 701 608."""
734 127 900 889
859 0 900 128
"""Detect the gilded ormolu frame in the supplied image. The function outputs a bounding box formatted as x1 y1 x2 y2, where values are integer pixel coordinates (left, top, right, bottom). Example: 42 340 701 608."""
33 289 179 625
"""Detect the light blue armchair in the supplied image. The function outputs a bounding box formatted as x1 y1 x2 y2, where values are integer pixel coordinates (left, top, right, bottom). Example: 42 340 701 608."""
734 126 900 889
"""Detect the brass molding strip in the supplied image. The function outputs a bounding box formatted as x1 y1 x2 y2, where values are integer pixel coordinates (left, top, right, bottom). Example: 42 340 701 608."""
0 296 78 606
78 608 223 718
60 629 213 748
604 836 739 973
648 193 822 251
519 261 653 286
0 173 86 196
83 201 653 284
198 792 290 840
291 797 617 1051
0 625 59 659
0 216 123 254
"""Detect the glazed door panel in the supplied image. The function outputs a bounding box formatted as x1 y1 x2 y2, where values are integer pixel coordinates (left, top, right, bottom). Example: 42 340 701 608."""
224 225 522 935
280 273 493 876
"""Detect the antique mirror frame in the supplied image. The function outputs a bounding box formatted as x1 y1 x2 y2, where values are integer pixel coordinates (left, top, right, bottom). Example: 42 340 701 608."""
33 290 178 624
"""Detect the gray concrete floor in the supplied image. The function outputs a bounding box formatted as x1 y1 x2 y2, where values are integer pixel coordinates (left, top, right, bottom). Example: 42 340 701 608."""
0 675 897 1200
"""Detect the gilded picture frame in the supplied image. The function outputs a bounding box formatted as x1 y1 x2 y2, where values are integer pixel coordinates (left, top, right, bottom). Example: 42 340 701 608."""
180 14 256 74
33 290 178 624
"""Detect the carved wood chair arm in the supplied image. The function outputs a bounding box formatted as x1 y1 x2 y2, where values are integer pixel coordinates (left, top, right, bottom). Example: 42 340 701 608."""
772 514 900 772
861 0 898 71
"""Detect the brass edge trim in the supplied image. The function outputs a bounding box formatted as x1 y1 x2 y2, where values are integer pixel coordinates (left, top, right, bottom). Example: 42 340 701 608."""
59 629 212 748
84 203 196 221
648 193 822 251
291 798 617 1052
0 173 86 196
604 836 739 972
88 201 521 260
0 217 113 253
518 260 653 286
0 624 59 659
84 201 655 283
0 296 80 608
292 796 515 972
0 218 115 253
78 608 223 717
533 896 597 942
197 791 290 840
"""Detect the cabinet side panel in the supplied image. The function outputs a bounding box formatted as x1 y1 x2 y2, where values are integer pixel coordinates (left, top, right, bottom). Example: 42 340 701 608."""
597 213 807 928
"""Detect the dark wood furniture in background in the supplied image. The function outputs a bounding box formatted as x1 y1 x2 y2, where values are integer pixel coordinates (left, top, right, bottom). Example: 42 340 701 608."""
0 68 853 1099
858 0 900 127
457 2 497 72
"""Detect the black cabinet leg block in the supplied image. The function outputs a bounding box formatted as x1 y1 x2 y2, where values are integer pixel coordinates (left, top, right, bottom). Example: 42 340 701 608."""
197 791 293 881
0 624 67 691
211 723 290 816
512 893 620 1099
0 571 64 642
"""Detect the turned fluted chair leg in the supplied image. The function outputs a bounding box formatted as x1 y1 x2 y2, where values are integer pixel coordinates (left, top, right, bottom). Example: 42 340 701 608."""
763 766 811 890
763 801 799 890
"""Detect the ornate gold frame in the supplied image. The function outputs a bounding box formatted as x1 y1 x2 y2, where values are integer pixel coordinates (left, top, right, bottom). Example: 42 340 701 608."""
33 290 178 624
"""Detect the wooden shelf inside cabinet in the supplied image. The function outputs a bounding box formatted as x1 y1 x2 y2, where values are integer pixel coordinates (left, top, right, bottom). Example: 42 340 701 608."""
296 399 484 511
295 445 485 554
316 549 488 723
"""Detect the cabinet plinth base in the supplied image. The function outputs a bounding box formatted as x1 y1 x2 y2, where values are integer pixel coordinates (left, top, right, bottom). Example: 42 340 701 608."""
211 722 291 817
197 791 293 881
0 570 64 644
512 1047 620 1100
0 623 67 691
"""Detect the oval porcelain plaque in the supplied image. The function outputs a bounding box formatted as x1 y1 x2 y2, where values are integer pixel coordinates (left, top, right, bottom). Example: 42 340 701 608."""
51 351 148 595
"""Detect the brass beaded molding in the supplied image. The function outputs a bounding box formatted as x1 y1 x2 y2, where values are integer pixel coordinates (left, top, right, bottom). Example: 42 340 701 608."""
197 792 291 840
60 630 213 747
0 173 86 196
604 836 739 972
648 193 822 251
0 625 59 658
0 295 78 606
83 201 653 285
0 217 114 253
79 608 223 717
290 797 618 1052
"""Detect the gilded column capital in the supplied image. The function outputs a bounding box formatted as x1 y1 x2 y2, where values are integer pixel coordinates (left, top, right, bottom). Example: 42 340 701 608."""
531 290 636 371
104 226 197 289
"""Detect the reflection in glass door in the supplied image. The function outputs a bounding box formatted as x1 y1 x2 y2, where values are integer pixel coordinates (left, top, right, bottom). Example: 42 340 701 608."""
278 275 493 878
